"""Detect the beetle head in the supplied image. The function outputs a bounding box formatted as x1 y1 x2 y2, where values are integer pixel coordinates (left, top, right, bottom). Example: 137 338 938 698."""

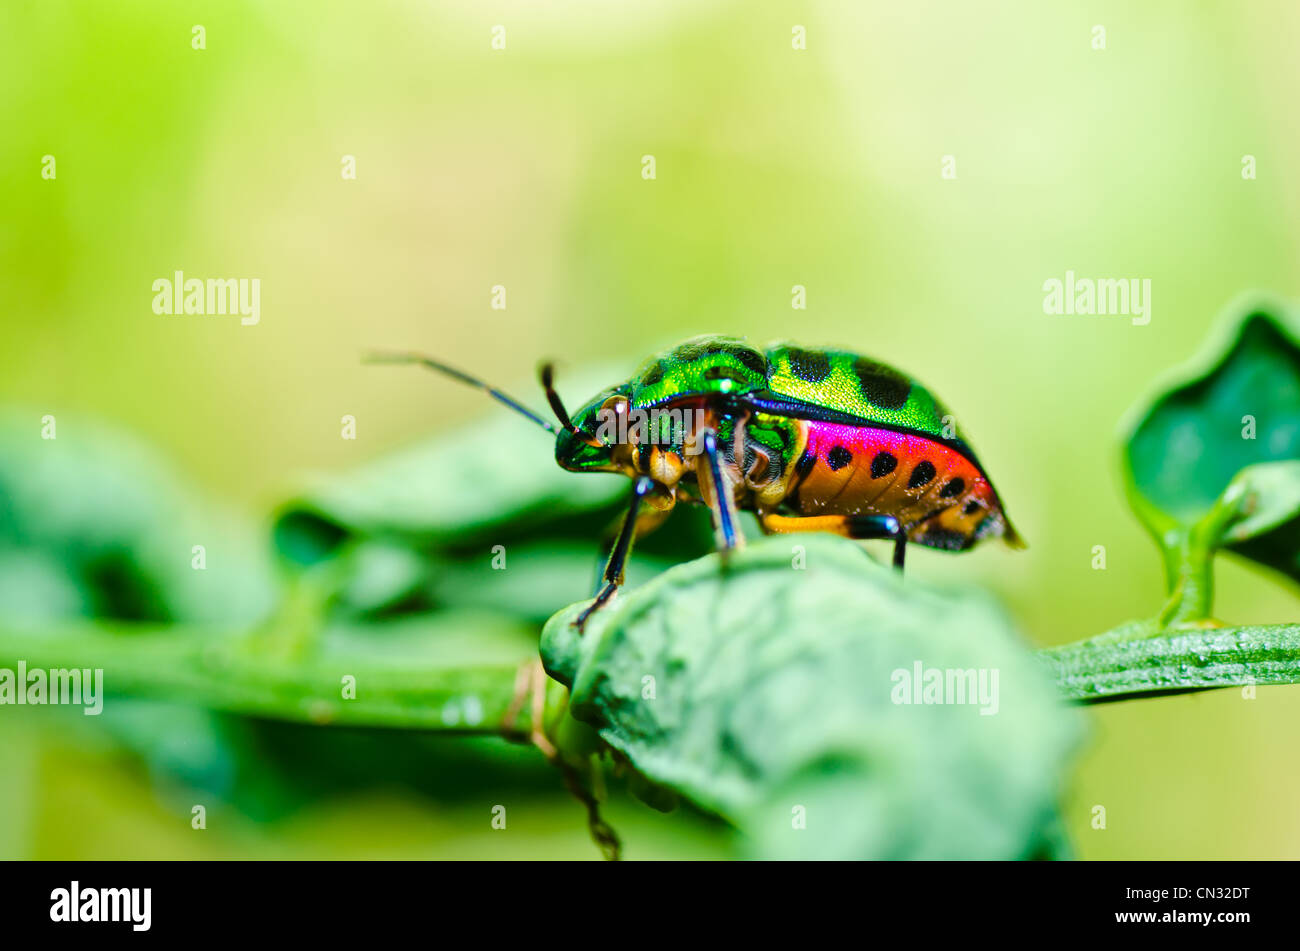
549 376 638 475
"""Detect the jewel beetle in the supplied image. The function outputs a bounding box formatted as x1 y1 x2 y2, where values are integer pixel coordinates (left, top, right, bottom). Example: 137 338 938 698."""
372 335 1023 629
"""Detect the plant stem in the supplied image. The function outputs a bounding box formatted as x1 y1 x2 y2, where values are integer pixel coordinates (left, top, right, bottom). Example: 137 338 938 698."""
4 619 1300 722
1157 529 1217 625
0 622 534 734
1039 623 1300 702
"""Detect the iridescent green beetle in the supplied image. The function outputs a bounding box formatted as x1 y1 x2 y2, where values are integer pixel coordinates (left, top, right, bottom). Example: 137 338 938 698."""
374 335 1023 628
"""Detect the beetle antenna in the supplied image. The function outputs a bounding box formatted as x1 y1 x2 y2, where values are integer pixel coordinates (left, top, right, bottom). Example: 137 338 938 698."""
366 351 559 434
540 363 604 449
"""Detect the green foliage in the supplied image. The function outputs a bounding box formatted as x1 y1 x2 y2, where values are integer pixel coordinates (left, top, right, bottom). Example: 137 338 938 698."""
543 535 1081 859
0 616 536 731
1042 301 1300 702
1123 304 1300 615
6 304 1300 859
1125 306 1300 524
0 410 606 837
528 299 1300 854
274 410 623 558
0 413 273 624
270 368 712 623
1219 461 1300 585
0 389 719 853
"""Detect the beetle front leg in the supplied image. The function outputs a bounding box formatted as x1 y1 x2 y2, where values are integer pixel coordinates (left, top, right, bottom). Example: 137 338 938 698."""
573 476 659 631
590 500 671 596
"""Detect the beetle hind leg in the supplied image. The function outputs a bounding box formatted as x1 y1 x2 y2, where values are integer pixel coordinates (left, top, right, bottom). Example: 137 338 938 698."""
501 657 557 758
500 661 623 860
758 512 907 572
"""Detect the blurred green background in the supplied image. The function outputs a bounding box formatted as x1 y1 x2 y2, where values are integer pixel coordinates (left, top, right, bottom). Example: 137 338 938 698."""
3 0 1300 859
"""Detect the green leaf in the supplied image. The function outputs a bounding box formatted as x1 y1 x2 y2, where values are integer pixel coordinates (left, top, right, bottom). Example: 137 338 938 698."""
268 365 719 629
541 535 1082 859
1218 461 1300 584
272 368 631 563
1122 304 1300 600
1215 460 1300 543
273 417 623 556
427 540 679 624
0 413 274 625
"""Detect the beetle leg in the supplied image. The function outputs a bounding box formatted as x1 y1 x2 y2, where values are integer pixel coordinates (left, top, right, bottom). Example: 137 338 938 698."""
590 495 673 596
501 661 622 859
574 476 659 631
759 512 907 572
695 427 744 552
501 656 557 758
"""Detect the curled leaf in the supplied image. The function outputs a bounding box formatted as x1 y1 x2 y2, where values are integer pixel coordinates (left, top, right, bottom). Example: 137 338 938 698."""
542 535 1081 859
0 413 273 625
1122 304 1300 594
273 409 623 559
1217 461 1300 583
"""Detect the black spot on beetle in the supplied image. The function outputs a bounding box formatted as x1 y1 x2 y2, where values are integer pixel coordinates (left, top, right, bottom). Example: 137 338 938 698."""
963 499 982 515
794 449 816 478
852 358 911 410
703 365 746 385
827 445 852 471
870 451 897 479
907 460 937 489
722 345 768 377
641 362 665 386
939 477 965 498
786 348 831 383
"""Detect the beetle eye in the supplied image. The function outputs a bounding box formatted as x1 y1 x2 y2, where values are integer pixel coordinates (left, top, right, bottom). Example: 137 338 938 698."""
593 395 630 446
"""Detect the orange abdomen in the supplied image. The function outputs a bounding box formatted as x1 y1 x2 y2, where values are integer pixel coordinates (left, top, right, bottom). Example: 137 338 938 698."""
789 420 1017 551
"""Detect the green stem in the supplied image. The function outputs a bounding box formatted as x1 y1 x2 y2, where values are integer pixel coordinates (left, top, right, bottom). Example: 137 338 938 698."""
0 622 534 734
1157 529 1216 625
4 618 1299 724
1151 484 1254 626
1039 623 1300 702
